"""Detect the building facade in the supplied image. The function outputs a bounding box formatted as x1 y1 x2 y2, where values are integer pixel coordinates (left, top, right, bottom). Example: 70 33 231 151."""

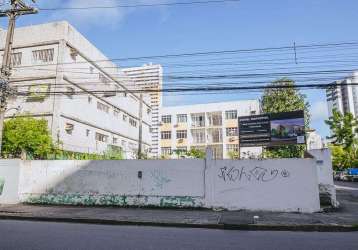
122 64 163 158
0 21 152 158
160 100 262 159
326 71 358 118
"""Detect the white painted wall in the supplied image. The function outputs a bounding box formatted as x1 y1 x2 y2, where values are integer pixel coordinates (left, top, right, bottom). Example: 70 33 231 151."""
0 155 321 212
0 160 21 204
207 158 320 212
308 149 337 207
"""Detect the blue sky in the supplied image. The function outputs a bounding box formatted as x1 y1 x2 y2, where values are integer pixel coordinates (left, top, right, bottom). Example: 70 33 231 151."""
2 0 358 138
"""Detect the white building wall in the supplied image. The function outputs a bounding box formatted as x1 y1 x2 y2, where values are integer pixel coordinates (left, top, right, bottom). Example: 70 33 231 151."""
0 21 152 158
160 100 262 159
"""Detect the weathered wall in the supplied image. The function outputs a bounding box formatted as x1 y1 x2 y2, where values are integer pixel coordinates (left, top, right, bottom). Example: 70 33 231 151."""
19 159 205 208
0 154 321 212
308 149 337 207
0 160 21 204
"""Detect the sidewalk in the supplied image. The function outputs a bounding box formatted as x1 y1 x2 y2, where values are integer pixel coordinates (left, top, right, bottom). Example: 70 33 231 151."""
0 184 357 232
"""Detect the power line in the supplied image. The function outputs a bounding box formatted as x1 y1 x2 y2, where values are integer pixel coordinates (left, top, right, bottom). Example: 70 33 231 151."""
39 0 240 11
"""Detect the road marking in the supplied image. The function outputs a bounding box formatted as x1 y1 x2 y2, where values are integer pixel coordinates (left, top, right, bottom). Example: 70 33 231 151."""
335 185 358 191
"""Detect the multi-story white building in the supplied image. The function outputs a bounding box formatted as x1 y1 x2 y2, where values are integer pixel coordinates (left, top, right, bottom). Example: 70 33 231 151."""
122 64 163 158
326 71 358 118
160 100 262 159
0 21 152 158
306 129 325 150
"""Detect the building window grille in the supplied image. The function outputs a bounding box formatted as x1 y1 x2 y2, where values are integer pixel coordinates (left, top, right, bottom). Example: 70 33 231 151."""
177 114 187 123
226 127 238 136
32 48 54 63
95 132 108 142
11 52 22 66
161 131 171 140
161 147 172 155
161 115 171 124
176 130 187 139
225 110 237 120
97 102 110 113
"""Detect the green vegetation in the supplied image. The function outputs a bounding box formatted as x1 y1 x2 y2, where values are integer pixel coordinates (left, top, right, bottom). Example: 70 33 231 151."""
2 117 123 160
260 78 310 158
2 117 53 159
325 109 358 170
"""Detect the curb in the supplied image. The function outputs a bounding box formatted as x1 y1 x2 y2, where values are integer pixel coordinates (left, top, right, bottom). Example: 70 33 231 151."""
0 214 357 232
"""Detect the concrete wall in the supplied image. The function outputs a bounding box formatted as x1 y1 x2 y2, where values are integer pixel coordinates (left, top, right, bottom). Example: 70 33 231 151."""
0 154 321 212
308 149 337 207
0 160 21 204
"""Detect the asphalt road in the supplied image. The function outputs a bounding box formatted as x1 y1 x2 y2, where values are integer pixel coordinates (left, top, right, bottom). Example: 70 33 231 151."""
0 220 358 250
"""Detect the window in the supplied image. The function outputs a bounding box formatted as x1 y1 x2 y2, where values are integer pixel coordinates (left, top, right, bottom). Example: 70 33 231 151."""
161 147 172 155
89 66 94 74
177 114 187 123
161 115 171 124
32 48 54 63
113 109 120 117
95 132 108 142
161 131 171 140
226 127 238 136
123 114 127 121
11 52 22 66
97 102 109 113
65 87 75 99
192 130 205 144
86 129 90 137
88 96 92 103
191 113 205 127
226 144 239 152
113 137 118 144
176 130 187 139
225 110 237 120
65 123 74 135
129 118 137 127
121 140 127 148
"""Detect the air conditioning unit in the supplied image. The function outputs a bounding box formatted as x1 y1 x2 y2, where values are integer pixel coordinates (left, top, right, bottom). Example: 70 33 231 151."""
178 138 184 143
174 124 178 128
229 137 235 142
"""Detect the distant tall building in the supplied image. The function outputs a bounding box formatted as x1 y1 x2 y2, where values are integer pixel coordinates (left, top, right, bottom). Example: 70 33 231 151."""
326 71 358 117
122 64 163 157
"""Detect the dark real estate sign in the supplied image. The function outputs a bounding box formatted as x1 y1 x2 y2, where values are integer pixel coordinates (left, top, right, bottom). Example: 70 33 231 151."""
238 110 305 147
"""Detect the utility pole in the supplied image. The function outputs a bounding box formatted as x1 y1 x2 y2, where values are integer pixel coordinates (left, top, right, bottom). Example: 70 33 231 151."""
0 1 37 156
137 94 143 159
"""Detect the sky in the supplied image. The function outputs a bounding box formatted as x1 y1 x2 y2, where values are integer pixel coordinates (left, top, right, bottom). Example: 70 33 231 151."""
2 0 358 138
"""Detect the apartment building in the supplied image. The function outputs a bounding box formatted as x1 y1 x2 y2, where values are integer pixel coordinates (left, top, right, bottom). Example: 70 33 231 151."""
160 100 262 159
122 64 163 158
326 71 358 118
0 21 152 158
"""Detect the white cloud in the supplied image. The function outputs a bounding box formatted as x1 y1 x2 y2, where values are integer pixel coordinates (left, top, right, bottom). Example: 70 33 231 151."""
310 100 328 121
38 0 172 29
46 0 125 30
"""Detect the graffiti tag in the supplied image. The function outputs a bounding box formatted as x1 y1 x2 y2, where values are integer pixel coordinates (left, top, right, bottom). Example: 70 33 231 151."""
150 170 171 190
218 166 290 183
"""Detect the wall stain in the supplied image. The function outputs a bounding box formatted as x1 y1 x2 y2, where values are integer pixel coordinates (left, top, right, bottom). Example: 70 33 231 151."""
0 177 4 195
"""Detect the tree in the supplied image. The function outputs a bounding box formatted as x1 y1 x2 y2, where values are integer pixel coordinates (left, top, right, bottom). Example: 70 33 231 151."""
260 78 310 158
325 109 358 169
185 148 205 159
2 117 53 159
325 109 358 150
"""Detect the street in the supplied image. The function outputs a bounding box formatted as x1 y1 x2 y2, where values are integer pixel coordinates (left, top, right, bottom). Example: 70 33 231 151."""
0 220 357 250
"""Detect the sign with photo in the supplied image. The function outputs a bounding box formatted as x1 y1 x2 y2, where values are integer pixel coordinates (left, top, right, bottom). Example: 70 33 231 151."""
239 110 305 147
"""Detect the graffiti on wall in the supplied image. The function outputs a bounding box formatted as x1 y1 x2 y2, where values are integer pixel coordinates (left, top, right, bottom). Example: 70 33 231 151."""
218 166 290 183
150 170 171 191
0 177 4 195
160 196 197 207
